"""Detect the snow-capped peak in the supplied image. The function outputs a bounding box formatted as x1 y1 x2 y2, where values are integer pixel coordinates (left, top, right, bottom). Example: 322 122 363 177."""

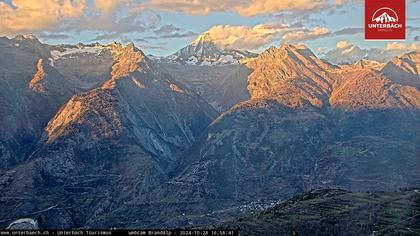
191 32 211 46
13 34 39 41
164 32 257 66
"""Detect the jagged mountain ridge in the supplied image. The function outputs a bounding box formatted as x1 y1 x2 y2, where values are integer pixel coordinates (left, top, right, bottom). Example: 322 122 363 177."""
246 44 336 107
166 32 257 66
0 35 78 170
323 44 396 65
381 51 420 87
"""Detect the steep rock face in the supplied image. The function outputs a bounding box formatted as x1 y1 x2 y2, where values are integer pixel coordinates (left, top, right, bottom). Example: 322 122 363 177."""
330 69 420 111
381 51 420 87
167 32 256 66
0 43 218 229
159 63 251 111
246 45 336 108
49 43 115 90
29 59 47 93
0 36 75 170
0 37 127 171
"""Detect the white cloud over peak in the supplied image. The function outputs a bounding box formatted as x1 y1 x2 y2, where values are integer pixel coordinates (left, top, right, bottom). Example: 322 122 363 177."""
202 24 291 50
195 23 336 50
336 40 352 49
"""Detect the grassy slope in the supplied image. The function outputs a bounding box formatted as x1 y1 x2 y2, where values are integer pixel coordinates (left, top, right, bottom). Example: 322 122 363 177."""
219 188 420 236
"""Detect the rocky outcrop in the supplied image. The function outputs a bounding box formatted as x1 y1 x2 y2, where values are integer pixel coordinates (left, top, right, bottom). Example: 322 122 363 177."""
7 218 39 230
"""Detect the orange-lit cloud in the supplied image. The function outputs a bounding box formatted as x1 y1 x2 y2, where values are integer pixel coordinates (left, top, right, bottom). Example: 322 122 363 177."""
237 0 328 16
195 24 332 50
202 24 291 50
386 42 420 51
143 0 340 16
0 0 86 34
94 0 121 16
336 40 352 49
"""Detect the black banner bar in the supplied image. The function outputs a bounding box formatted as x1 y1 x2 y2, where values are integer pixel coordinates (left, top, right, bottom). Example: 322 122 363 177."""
0 230 239 236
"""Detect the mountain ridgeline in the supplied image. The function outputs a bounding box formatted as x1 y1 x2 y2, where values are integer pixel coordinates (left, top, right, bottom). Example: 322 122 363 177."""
0 34 419 232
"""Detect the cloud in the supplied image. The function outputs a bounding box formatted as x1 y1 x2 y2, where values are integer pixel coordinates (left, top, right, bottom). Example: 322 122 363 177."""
143 0 346 16
323 41 417 64
236 0 329 16
336 40 351 49
333 27 363 36
90 32 122 41
36 32 71 40
0 0 86 34
160 31 197 39
281 27 330 42
407 26 420 34
201 24 294 50
193 23 337 50
386 42 420 51
135 38 149 43
154 24 180 35
0 0 162 37
415 36 420 41
94 0 129 17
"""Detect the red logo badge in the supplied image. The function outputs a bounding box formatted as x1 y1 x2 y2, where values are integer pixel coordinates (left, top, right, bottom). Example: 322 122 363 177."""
365 0 405 40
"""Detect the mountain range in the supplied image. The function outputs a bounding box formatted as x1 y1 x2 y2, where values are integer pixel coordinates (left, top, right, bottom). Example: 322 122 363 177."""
322 44 399 65
0 34 419 231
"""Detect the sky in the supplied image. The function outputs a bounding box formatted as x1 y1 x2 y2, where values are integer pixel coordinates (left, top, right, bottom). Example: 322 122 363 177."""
0 0 419 56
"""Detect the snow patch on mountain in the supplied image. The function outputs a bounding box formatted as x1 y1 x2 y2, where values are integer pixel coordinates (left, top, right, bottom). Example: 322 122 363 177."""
50 46 105 60
165 32 257 66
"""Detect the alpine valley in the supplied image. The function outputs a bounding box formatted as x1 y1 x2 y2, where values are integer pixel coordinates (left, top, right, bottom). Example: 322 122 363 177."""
0 34 419 233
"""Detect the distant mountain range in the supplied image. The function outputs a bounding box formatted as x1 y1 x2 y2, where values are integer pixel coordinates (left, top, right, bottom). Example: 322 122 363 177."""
0 35 419 231
322 44 399 65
